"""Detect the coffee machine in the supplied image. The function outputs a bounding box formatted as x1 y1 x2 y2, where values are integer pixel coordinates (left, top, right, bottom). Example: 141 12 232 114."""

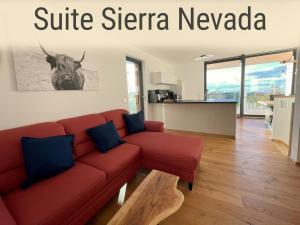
148 90 176 103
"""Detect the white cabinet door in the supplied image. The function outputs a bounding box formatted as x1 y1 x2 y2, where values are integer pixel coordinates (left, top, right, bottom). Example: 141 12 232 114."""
168 74 177 85
151 72 177 85
160 73 169 84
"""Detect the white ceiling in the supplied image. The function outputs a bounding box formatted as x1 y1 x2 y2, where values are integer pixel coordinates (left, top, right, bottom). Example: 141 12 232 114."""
118 0 300 65
137 45 298 65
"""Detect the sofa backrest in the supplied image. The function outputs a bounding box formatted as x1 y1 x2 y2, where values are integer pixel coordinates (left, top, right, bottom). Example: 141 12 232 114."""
58 114 107 159
0 122 66 194
0 109 129 193
100 109 128 138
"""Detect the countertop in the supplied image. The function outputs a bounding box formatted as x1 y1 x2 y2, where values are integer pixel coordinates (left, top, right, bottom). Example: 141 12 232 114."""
273 95 295 99
149 99 237 104
258 100 274 107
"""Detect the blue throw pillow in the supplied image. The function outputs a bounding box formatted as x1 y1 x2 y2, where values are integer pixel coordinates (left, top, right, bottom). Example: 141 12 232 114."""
87 121 123 153
123 111 145 134
21 135 74 189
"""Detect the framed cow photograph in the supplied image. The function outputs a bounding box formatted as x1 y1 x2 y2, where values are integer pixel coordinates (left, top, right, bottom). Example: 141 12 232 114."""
12 44 100 91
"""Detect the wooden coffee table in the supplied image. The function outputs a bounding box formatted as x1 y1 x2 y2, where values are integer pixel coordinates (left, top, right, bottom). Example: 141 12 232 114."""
107 170 184 225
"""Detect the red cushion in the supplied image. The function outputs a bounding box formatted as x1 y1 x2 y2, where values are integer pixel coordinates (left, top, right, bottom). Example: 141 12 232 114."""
4 162 106 225
0 122 66 194
79 143 140 183
61 160 141 225
144 121 164 132
142 159 197 182
58 114 106 158
123 132 203 172
100 109 128 138
0 197 16 225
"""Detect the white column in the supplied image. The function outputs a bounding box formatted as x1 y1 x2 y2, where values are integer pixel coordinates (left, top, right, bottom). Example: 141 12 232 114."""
291 45 300 162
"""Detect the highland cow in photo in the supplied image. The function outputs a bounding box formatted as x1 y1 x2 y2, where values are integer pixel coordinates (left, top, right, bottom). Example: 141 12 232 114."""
40 45 85 90
13 44 99 91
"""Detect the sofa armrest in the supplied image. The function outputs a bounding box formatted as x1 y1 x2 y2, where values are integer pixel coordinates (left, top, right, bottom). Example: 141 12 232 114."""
0 196 17 225
144 121 164 132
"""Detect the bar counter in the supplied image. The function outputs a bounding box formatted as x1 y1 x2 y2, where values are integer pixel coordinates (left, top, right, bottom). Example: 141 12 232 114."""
149 100 237 138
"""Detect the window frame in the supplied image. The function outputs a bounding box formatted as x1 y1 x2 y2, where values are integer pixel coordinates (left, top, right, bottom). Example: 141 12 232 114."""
204 48 297 117
125 56 145 114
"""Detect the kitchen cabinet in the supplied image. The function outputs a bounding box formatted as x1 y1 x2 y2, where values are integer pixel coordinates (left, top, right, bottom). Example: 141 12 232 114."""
151 72 177 85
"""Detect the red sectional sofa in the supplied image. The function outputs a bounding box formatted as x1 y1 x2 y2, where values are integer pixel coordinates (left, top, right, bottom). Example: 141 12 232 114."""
0 109 203 225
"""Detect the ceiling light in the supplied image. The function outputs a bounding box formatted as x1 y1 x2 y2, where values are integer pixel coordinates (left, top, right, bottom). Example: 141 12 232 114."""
194 55 214 61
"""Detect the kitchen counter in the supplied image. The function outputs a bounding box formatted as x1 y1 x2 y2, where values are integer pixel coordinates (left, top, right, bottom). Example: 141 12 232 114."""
149 100 237 138
258 100 274 107
149 99 237 104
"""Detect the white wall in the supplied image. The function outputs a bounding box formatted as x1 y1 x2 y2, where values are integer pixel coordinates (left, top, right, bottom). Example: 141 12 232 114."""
291 45 300 162
174 62 205 100
272 97 295 145
0 35 174 130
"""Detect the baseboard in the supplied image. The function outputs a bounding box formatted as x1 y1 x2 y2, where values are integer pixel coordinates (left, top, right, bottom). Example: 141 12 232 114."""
165 129 235 139
271 139 289 148
290 158 300 166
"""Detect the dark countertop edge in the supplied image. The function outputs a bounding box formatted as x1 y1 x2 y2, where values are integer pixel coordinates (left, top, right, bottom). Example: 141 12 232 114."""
149 100 237 104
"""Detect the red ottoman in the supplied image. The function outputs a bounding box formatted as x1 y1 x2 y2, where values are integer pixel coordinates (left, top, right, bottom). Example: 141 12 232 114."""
123 131 203 190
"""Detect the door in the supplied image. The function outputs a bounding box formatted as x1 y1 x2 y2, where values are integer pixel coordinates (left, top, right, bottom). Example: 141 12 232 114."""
125 57 144 114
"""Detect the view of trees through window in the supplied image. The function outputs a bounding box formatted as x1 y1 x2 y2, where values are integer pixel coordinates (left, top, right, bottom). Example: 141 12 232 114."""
206 51 295 115
244 62 293 115
206 60 241 114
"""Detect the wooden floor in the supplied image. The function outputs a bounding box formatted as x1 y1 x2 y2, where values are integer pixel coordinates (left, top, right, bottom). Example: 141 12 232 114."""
88 118 300 225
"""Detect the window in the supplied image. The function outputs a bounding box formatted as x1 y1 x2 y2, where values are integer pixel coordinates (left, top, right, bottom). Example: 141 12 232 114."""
205 49 296 116
125 57 144 114
244 52 295 115
206 60 241 114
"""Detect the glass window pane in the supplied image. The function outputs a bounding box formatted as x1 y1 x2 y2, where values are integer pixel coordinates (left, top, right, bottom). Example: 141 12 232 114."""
126 60 142 113
244 52 294 115
206 60 241 114
205 50 295 116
